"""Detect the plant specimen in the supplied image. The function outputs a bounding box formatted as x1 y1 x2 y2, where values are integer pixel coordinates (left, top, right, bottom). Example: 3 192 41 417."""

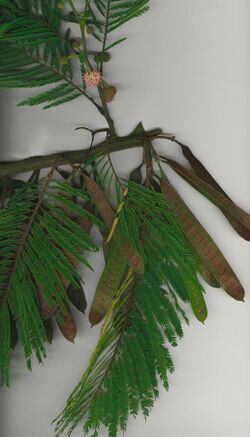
0 1 249 436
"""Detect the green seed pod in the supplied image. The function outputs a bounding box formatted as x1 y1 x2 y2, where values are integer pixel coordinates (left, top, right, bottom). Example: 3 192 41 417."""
184 277 208 323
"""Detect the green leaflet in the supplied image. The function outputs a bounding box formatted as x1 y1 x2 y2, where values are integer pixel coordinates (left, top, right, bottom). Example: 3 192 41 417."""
161 178 245 301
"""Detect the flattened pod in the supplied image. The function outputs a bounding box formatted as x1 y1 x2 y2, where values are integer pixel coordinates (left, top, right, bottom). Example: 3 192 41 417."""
84 175 114 228
67 280 87 314
89 239 127 326
37 290 57 320
198 263 220 288
180 144 250 240
184 277 208 323
84 175 144 274
161 178 245 301
166 159 250 232
118 239 144 275
56 306 77 343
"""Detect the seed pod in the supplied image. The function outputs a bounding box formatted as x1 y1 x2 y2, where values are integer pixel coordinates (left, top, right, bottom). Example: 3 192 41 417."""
44 318 53 344
129 165 142 184
180 144 250 240
118 239 144 275
166 159 250 232
84 175 114 228
67 280 87 314
161 178 245 301
84 175 145 274
37 290 57 320
75 202 93 234
89 240 127 326
184 277 208 323
198 263 220 288
56 306 77 343
103 86 117 103
56 192 93 311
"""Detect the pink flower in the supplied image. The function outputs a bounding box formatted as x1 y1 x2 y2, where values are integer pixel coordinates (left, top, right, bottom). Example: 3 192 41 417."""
83 71 102 87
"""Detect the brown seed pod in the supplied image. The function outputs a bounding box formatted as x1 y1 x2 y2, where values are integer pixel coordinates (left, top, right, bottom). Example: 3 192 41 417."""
84 175 115 228
103 86 117 103
89 239 127 326
179 144 250 241
67 280 87 314
84 175 144 274
166 158 250 233
37 290 57 320
56 306 77 343
161 178 245 301
198 262 220 288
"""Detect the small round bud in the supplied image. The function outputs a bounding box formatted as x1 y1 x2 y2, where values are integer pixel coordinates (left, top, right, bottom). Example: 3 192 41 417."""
103 86 117 103
94 52 111 63
57 1 64 9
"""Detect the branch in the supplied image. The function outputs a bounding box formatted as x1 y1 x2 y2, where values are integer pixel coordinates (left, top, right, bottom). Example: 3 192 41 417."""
0 129 162 178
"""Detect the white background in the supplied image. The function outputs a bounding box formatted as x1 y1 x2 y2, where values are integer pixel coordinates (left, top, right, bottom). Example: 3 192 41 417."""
0 1 250 436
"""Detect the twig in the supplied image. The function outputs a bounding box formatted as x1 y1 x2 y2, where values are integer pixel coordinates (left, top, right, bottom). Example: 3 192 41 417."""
0 129 162 178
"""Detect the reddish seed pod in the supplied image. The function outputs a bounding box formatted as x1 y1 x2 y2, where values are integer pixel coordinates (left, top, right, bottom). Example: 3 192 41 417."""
161 178 245 301
57 306 77 343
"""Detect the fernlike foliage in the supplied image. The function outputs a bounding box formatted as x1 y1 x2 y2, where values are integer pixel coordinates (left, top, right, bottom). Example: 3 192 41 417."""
55 181 200 437
0 177 100 386
0 0 83 108
84 0 149 48
0 1 249 437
